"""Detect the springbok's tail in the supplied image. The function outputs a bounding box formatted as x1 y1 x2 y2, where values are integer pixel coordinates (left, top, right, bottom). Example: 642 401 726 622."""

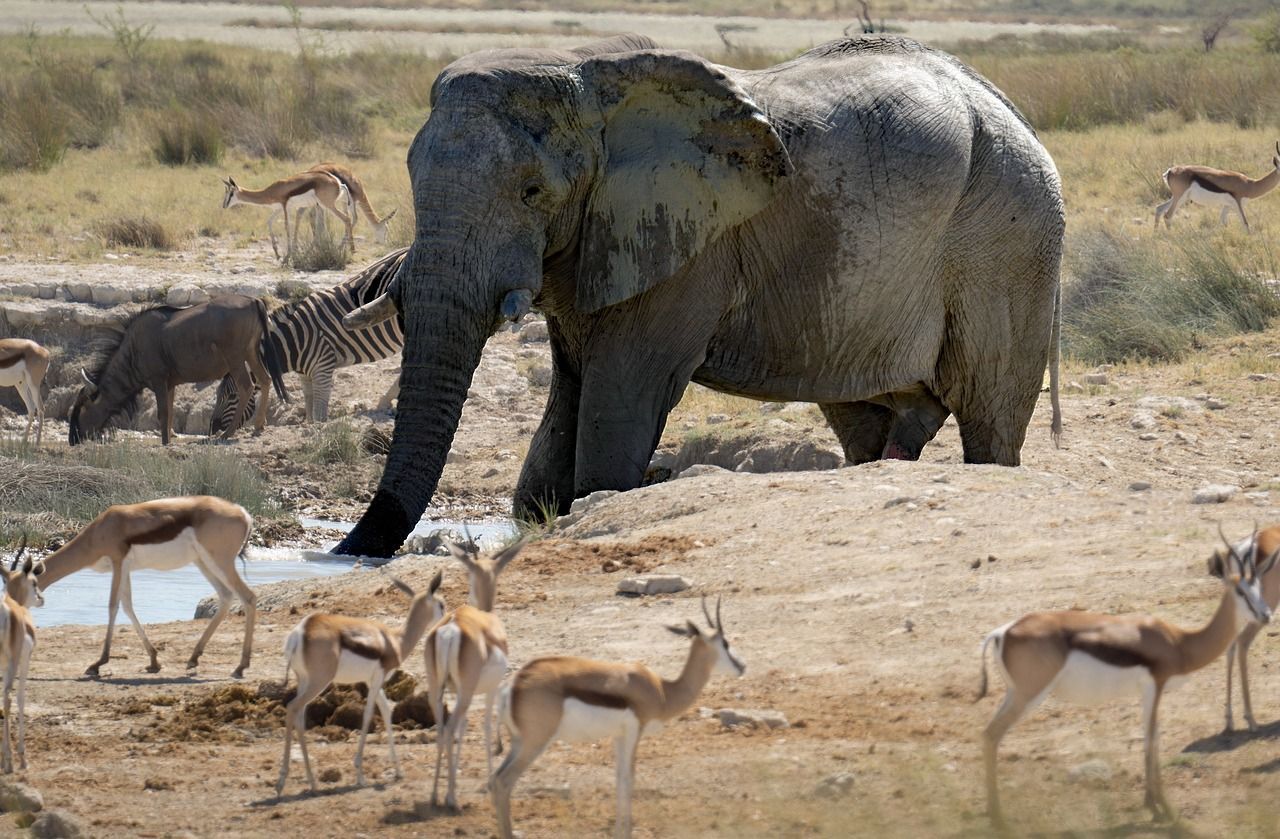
281 624 303 689
255 301 289 403
1049 282 1062 447
975 625 1008 702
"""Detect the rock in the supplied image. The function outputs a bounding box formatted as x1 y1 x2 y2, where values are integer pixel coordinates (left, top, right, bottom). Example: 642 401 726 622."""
616 574 691 596
717 708 789 730
569 490 618 517
1248 373 1272 381
1173 430 1197 445
319 767 342 783
519 321 549 343
1130 411 1157 430
1138 433 1158 441
63 281 91 303
391 691 437 728
1206 398 1228 410
815 772 855 798
884 496 915 509
30 809 87 839
1083 372 1108 385
0 781 43 812
1067 759 1113 786
1129 481 1152 492
706 413 729 425
676 464 730 480
1193 484 1238 504
90 284 132 307
648 450 677 471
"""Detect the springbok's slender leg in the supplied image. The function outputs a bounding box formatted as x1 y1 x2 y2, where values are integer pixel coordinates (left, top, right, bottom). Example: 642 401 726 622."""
1141 682 1173 821
87 568 125 676
15 647 30 770
375 685 401 780
1234 197 1251 232
118 573 161 672
187 563 233 672
0 656 15 773
266 208 282 259
1236 623 1263 732
490 732 554 839
613 720 640 839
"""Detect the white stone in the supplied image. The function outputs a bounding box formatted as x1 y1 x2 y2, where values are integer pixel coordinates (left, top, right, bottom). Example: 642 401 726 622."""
1206 398 1228 410
814 773 855 798
717 708 789 730
616 574 691 596
676 464 730 480
1192 484 1238 504
0 781 43 812
569 490 619 516
1129 481 1152 491
519 321 549 343
1130 411 1157 430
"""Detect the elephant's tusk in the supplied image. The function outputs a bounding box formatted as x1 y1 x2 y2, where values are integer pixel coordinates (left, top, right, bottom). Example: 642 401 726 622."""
501 288 534 323
343 293 399 330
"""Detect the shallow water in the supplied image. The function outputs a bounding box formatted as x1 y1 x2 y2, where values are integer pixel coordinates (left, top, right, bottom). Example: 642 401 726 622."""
34 517 518 628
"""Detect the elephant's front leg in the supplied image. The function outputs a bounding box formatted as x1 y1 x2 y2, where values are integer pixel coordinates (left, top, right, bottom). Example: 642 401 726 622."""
572 329 708 500
514 344 581 520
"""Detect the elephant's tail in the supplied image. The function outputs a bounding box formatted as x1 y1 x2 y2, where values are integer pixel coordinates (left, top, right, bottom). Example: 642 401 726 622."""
1048 282 1062 447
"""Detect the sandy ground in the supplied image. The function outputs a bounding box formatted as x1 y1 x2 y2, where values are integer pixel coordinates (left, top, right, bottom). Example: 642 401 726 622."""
0 1 1116 58
2 280 1280 836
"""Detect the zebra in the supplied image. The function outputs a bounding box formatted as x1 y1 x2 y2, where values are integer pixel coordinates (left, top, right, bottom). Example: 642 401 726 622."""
209 248 406 435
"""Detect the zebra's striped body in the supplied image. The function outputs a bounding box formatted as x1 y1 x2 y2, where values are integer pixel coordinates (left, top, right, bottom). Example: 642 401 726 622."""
210 248 406 435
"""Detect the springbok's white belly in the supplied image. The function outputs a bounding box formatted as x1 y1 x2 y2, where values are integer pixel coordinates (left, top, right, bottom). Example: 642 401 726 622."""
554 699 638 743
1185 183 1240 209
333 649 383 686
0 361 29 388
475 647 508 694
122 528 203 573
1049 650 1151 705
285 190 322 213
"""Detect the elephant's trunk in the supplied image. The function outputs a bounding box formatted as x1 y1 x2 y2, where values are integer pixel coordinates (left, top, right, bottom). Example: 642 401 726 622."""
333 266 490 558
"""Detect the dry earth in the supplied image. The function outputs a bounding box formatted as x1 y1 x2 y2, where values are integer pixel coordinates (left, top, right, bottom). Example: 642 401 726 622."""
2 251 1280 836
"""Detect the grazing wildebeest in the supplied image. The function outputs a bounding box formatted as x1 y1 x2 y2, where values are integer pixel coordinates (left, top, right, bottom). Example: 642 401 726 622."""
69 295 288 445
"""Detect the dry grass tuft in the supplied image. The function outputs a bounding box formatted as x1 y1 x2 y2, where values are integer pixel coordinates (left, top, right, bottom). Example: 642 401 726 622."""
96 216 174 250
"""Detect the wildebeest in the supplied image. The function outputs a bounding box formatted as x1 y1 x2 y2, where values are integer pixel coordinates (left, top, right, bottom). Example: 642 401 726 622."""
69 295 288 445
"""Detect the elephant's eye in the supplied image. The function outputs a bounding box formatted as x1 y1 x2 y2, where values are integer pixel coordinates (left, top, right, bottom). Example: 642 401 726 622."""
521 182 544 206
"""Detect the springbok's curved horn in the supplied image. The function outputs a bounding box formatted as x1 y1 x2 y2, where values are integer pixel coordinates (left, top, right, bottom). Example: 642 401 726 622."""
716 596 723 632
701 594 714 629
343 292 398 330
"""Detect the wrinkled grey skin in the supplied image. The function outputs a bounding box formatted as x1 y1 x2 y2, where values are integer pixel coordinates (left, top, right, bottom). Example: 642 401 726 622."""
335 35 1064 558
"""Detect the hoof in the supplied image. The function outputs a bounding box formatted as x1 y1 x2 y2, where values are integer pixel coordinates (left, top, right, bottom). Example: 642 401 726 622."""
84 665 101 678
231 667 246 679
145 663 161 674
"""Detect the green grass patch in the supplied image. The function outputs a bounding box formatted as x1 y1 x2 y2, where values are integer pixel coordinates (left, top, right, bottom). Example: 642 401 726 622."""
298 420 363 465
1063 229 1280 364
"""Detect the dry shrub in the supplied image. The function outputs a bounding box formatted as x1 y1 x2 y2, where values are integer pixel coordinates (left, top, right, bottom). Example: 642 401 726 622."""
152 109 224 165
286 227 351 273
96 216 174 250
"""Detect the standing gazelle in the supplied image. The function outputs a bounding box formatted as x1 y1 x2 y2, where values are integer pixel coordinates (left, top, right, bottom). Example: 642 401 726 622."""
1212 524 1280 733
0 339 49 446
490 597 745 839
222 170 355 260
0 539 44 774
425 537 527 811
36 496 257 678
276 571 446 795
1155 141 1280 231
978 532 1275 827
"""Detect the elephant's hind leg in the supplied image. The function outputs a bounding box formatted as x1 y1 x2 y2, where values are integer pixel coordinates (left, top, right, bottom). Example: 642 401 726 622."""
882 387 950 460
819 401 893 465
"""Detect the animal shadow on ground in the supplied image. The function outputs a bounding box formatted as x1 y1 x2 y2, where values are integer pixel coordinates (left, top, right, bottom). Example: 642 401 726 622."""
250 782 385 807
357 799 464 824
1181 718 1280 755
1028 820 1196 839
75 673 205 687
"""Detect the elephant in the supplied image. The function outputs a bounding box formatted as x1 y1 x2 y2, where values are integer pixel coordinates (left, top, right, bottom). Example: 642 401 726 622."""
333 34 1064 558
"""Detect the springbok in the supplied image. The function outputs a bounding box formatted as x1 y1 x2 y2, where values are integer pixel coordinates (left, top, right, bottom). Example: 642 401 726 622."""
37 496 258 678
0 339 49 446
0 540 43 774
1212 524 1280 733
307 163 397 244
977 530 1275 827
490 597 745 839
425 537 527 811
222 170 355 260
1154 141 1280 231
276 570 446 795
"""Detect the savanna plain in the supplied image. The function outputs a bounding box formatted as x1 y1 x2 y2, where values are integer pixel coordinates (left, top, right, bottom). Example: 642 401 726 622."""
4 0 1280 836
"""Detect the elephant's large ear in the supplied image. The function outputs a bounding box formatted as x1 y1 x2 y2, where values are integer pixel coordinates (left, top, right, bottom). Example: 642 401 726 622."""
574 50 793 314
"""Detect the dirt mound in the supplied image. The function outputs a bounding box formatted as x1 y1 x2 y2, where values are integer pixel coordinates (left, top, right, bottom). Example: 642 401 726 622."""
517 535 711 576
